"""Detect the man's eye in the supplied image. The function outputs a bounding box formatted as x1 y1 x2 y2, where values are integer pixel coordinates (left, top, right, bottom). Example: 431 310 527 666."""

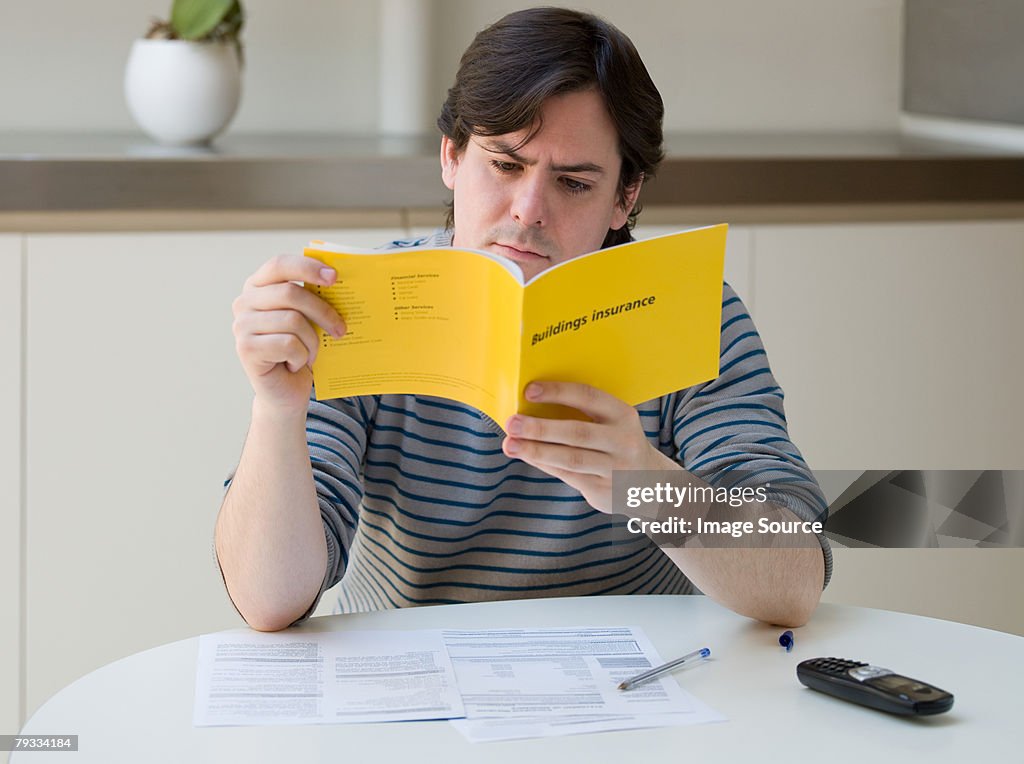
562 178 592 195
490 160 519 174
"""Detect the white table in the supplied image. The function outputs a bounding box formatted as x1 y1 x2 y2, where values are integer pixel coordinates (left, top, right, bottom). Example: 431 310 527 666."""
13 596 1023 763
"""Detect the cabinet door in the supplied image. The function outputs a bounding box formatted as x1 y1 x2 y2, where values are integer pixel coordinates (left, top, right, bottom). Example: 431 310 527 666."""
752 221 1024 468
752 221 1024 635
1 235 22 731
24 228 401 717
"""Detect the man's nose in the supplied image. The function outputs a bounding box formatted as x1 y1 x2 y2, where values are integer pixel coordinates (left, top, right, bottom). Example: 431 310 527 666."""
510 174 548 228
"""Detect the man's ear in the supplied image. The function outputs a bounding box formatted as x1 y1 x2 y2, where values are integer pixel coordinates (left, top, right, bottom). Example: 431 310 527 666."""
610 174 644 230
440 136 461 191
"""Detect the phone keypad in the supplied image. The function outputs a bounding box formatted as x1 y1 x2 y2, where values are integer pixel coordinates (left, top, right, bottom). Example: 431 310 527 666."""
802 658 868 676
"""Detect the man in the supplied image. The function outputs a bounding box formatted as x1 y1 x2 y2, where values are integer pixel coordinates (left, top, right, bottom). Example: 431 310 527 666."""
216 7 831 632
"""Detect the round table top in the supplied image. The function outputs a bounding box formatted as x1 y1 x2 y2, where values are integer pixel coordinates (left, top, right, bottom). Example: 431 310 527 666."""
15 595 1024 763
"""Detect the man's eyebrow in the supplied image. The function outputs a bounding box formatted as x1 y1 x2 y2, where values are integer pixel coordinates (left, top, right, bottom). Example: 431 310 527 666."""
484 140 606 175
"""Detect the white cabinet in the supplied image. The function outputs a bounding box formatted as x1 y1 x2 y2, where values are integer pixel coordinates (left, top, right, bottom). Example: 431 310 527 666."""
641 220 1024 470
751 221 1024 468
1 235 23 735
749 221 1024 635
22 228 402 718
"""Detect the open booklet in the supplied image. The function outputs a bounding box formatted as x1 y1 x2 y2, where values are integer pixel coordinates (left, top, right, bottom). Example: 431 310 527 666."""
303 224 727 426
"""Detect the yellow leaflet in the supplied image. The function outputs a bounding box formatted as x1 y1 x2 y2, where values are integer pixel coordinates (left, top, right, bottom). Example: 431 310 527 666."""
518 225 726 421
304 224 727 429
303 247 523 424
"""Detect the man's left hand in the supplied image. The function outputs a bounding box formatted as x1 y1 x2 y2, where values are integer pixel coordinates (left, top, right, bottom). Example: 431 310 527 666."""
502 381 679 512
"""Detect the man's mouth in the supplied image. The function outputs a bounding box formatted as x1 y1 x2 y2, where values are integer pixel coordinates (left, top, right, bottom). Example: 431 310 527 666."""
493 243 548 262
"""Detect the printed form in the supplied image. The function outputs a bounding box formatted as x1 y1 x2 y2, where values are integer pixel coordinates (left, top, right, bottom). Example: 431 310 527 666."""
444 626 724 742
193 629 463 726
193 626 723 740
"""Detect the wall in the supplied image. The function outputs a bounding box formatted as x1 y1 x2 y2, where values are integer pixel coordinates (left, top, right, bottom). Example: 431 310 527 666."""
434 0 903 132
904 0 1024 125
0 0 903 133
0 0 379 133
0 236 23 735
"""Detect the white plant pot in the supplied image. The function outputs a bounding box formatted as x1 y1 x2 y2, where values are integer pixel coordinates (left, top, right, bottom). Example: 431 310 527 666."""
124 39 241 146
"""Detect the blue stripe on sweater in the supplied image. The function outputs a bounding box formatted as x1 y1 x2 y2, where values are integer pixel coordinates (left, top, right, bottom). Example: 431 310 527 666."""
357 514 643 560
361 531 651 577
358 541 665 594
359 501 616 543
365 458 560 490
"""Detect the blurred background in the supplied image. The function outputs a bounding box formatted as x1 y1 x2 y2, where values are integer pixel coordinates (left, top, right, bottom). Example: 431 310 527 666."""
0 0 907 134
2 0 1022 733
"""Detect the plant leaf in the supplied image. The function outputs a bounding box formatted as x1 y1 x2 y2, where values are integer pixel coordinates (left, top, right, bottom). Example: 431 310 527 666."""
220 1 245 39
171 0 236 40
222 1 246 65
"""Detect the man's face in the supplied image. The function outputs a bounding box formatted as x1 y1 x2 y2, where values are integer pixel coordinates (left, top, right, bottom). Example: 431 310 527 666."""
440 89 641 281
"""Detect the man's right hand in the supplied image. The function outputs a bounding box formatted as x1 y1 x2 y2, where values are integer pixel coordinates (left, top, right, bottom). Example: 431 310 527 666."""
232 254 347 413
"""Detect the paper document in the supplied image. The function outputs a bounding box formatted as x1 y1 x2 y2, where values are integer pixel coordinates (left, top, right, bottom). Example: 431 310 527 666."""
192 625 724 740
443 626 725 742
193 629 464 726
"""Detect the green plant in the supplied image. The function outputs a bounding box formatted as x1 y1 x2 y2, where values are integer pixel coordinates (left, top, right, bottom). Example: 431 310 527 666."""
145 0 245 63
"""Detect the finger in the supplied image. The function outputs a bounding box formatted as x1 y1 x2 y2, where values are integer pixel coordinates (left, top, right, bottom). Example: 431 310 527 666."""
237 333 312 375
516 459 590 493
523 381 628 422
245 254 337 290
239 282 346 337
234 309 322 366
505 414 615 454
502 437 611 477
542 466 610 505
510 458 611 513
542 465 591 488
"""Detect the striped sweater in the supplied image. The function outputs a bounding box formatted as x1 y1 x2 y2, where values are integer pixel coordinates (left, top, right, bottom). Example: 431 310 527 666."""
301 230 832 616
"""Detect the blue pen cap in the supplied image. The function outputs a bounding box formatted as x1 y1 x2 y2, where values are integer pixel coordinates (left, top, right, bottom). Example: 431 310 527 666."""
779 630 794 651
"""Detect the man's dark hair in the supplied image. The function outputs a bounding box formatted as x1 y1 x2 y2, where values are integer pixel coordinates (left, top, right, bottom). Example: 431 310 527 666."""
437 7 664 248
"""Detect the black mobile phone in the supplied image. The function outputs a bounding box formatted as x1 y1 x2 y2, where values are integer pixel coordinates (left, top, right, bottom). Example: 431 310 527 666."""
797 658 954 716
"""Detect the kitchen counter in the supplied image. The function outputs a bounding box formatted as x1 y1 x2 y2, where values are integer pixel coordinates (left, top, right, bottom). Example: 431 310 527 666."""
2 131 1022 229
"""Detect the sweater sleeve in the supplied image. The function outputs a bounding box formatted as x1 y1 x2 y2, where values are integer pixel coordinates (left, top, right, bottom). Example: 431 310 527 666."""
669 283 833 588
295 393 379 620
